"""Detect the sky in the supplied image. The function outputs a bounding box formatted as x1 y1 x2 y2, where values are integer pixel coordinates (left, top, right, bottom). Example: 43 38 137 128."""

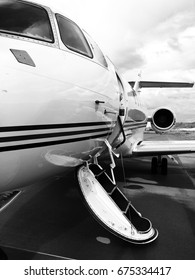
30 0 195 122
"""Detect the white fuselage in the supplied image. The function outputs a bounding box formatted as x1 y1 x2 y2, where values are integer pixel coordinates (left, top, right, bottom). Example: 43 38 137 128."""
0 1 147 192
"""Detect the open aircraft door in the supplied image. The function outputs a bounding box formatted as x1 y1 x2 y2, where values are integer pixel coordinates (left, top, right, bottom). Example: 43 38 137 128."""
77 163 158 244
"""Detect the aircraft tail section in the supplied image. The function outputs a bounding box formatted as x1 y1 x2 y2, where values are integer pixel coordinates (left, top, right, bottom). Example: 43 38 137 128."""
77 163 158 244
129 81 194 88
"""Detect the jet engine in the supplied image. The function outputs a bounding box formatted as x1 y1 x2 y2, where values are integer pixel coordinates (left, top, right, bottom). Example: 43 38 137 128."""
150 108 176 133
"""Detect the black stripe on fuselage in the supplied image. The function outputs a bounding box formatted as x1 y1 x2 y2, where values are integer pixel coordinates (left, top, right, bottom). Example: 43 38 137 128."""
0 127 110 143
0 122 114 152
0 121 113 132
0 132 112 152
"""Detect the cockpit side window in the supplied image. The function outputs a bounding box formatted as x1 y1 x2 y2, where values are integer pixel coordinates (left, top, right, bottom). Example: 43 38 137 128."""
85 33 108 67
0 1 54 43
116 72 125 101
56 14 93 58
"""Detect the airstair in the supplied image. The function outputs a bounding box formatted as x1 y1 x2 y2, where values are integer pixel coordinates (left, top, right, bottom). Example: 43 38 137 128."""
77 126 158 243
77 163 158 244
77 116 158 243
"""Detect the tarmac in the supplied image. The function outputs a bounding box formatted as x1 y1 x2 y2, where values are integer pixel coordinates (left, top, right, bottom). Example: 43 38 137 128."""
0 132 195 260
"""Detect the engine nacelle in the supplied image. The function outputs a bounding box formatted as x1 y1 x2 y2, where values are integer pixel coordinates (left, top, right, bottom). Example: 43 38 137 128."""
150 108 176 133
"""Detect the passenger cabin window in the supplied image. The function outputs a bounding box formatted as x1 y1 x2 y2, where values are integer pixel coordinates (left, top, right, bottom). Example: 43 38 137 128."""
0 1 54 43
56 14 93 58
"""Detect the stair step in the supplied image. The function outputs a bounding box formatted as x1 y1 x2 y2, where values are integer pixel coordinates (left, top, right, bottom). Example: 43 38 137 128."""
89 164 103 176
89 164 115 194
125 204 151 233
97 172 115 193
110 188 129 212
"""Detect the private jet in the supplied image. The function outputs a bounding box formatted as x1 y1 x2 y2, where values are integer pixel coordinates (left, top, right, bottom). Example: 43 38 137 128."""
0 0 194 244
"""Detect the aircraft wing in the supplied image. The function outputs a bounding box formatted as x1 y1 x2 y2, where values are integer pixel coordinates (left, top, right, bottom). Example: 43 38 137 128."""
132 140 195 156
129 81 194 88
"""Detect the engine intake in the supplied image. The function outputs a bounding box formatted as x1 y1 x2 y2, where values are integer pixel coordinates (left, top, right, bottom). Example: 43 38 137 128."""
150 108 176 133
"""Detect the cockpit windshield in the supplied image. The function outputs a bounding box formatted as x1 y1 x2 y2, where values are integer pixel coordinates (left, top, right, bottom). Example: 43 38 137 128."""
0 0 54 43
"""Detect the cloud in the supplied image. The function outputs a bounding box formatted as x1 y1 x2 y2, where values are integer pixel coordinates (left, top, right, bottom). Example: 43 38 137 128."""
167 37 182 51
123 8 195 84
112 47 145 71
